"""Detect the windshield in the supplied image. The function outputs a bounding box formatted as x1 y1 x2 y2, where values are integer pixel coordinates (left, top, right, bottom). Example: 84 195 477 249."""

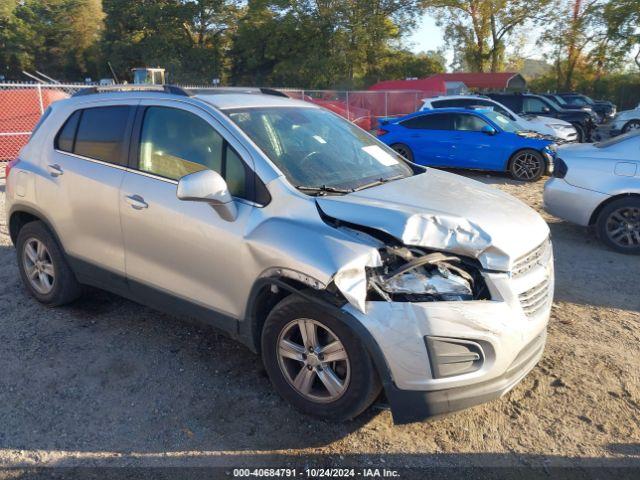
482 111 521 133
225 107 414 191
542 96 563 110
595 131 639 148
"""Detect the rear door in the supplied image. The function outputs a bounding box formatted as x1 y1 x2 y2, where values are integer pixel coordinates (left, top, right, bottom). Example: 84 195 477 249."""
38 101 136 290
119 100 259 326
397 113 456 166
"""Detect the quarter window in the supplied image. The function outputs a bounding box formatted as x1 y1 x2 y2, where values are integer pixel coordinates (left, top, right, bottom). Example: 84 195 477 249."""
55 110 81 152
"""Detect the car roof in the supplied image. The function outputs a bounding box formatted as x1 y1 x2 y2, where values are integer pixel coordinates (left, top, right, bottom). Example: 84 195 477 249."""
195 92 315 110
64 86 317 111
422 95 489 102
398 107 492 121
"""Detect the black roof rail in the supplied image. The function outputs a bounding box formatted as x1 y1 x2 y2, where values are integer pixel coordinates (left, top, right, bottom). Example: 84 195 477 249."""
72 84 193 97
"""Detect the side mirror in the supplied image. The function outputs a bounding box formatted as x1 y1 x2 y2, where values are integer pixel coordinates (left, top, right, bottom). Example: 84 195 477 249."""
542 107 551 113
177 169 238 221
481 125 497 135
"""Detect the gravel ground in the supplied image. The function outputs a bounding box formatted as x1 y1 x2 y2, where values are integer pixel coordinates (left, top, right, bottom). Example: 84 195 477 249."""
0 170 639 473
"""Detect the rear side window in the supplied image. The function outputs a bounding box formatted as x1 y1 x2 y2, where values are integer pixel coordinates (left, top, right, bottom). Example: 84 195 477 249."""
400 114 454 130
74 107 132 165
55 106 132 165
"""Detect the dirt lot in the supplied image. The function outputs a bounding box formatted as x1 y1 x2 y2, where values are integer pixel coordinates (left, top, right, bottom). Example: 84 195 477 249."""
0 170 638 473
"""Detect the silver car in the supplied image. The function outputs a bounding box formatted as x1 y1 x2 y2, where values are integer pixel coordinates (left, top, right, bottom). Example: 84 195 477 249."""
5 86 553 424
544 132 640 254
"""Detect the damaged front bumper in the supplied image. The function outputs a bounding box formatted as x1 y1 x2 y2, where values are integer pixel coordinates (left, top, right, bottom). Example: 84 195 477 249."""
343 266 553 424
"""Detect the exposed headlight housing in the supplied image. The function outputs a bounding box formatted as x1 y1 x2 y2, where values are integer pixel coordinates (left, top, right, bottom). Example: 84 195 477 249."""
368 248 488 302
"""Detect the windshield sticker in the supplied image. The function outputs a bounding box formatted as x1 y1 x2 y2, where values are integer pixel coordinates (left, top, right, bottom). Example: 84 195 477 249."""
313 135 327 144
362 145 399 166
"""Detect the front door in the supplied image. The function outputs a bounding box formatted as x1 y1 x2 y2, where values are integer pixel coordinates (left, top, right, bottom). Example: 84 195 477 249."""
119 101 256 326
450 113 504 170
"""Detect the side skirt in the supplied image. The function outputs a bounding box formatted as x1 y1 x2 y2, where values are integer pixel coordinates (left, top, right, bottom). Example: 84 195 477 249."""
68 256 241 341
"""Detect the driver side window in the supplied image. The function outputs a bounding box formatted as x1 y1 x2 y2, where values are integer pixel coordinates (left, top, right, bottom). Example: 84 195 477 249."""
138 106 247 198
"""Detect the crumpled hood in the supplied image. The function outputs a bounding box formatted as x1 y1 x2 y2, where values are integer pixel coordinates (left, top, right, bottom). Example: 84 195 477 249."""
317 169 549 271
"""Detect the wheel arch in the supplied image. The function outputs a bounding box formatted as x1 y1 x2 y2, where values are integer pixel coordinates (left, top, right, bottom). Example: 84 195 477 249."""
241 276 394 390
622 119 640 132
589 192 640 226
8 206 63 249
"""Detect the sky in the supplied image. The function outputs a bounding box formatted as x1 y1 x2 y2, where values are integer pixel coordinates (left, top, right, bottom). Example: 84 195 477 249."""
407 13 545 68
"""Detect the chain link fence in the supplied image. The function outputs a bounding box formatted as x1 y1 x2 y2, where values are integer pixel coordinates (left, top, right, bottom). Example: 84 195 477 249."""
0 82 89 162
0 83 438 162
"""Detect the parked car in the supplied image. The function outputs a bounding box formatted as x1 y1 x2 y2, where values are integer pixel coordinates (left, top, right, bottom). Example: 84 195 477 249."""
420 95 578 143
608 105 640 137
540 93 597 119
557 93 616 124
488 93 597 142
544 132 640 254
5 85 553 424
377 107 557 181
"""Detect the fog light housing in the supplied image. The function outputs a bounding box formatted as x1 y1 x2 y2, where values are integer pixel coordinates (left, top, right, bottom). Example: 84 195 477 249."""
425 336 484 378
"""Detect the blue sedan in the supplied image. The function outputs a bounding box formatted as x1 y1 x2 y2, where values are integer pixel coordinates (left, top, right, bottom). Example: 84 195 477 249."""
377 108 557 181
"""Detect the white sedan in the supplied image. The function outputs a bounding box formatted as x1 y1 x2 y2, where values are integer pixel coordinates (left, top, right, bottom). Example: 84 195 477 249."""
544 132 640 253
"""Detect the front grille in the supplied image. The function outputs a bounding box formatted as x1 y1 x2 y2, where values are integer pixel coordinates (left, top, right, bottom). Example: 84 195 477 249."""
512 238 551 278
519 276 552 317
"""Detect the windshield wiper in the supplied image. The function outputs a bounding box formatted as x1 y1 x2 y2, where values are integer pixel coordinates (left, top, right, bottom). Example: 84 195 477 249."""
352 174 405 192
295 185 353 196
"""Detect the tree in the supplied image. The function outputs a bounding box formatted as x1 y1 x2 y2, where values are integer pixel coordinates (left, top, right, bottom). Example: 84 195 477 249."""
538 0 629 90
424 0 552 72
604 0 640 68
229 0 423 88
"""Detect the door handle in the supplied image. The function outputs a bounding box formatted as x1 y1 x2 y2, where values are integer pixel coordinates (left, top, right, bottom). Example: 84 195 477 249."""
47 164 63 177
125 194 148 210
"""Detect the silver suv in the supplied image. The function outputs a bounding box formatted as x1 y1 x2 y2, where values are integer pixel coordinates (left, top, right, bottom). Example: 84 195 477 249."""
5 86 553 424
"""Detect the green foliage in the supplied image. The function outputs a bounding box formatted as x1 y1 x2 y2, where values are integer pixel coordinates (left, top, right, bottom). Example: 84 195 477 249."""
424 0 553 72
1 0 104 80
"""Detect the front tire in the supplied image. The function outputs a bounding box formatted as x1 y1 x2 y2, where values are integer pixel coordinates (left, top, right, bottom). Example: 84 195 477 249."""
262 296 381 421
16 221 82 306
622 120 640 134
596 197 640 254
509 149 545 182
571 123 586 143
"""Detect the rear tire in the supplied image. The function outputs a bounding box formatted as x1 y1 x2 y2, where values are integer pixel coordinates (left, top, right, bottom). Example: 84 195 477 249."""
261 295 382 421
16 221 82 306
390 143 414 162
595 197 640 254
509 149 545 182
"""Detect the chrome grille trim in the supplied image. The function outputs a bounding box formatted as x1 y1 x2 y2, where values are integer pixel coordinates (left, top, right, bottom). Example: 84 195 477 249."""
512 238 551 278
519 276 552 317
